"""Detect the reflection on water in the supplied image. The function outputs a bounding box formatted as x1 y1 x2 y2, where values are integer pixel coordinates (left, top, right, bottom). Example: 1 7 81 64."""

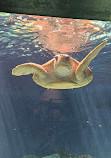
22 152 92 158
0 12 111 158
9 14 107 54
0 12 109 56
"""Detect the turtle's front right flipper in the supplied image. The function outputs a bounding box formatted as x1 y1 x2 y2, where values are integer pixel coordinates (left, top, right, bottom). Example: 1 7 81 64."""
12 63 47 78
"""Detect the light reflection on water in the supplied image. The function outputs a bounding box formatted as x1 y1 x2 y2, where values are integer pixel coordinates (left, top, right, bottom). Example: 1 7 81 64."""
0 12 110 56
0 12 111 158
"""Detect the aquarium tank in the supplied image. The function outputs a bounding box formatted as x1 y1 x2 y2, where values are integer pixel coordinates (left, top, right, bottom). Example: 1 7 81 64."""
0 12 111 158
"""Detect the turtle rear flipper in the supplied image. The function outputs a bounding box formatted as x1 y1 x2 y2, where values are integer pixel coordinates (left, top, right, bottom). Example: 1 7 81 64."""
12 63 47 78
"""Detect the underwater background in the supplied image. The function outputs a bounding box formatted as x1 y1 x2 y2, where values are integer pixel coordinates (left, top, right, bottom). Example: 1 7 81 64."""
0 12 111 158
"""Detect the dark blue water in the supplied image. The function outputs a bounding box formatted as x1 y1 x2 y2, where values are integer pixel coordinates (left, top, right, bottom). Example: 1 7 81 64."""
0 12 111 158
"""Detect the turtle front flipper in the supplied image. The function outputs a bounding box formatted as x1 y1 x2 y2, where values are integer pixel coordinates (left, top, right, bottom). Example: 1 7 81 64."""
12 63 48 78
76 40 107 79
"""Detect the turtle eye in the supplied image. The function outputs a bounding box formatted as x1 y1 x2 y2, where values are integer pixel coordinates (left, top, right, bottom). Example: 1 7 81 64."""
65 56 69 61
55 56 58 61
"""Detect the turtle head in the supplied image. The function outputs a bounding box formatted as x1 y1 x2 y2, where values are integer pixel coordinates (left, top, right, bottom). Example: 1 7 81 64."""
54 54 73 76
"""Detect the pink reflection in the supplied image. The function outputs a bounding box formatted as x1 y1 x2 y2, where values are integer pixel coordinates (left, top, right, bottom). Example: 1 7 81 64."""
41 89 64 103
11 15 104 54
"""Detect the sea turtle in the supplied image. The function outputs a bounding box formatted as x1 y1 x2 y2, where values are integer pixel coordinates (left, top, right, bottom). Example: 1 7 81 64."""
12 40 107 89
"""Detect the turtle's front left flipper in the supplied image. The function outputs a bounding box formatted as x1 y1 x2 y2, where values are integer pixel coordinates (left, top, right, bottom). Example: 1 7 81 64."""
76 40 107 79
12 63 48 78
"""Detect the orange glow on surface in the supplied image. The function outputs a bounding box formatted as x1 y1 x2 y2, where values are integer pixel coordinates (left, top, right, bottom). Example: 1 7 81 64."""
11 15 104 54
